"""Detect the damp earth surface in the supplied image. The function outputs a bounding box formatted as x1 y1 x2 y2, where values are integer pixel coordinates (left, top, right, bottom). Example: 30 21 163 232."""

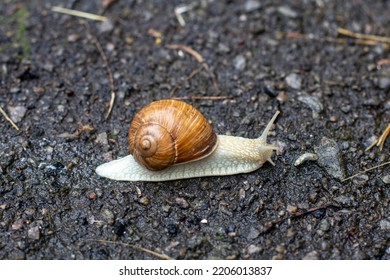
0 0 389 259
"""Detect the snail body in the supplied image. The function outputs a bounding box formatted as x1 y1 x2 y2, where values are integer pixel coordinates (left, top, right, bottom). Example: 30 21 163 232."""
96 100 280 182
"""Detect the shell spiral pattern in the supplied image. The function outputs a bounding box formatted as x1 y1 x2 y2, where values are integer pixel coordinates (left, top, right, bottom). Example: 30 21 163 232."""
128 99 218 171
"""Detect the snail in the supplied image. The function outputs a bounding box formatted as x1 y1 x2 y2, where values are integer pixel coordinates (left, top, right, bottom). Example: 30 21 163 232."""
96 99 280 182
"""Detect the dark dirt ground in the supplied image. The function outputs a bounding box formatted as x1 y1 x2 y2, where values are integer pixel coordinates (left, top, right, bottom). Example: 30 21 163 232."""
0 0 389 260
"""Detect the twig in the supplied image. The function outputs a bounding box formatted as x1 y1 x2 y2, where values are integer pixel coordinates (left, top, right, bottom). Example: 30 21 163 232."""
52 6 107 22
166 44 220 95
174 3 196 26
261 203 339 234
173 95 230 101
169 66 202 96
281 31 384 47
0 106 20 131
86 239 173 260
337 27 390 44
84 23 116 120
342 161 390 182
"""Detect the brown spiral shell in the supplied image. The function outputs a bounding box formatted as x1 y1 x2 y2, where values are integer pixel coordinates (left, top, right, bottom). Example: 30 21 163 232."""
128 99 218 171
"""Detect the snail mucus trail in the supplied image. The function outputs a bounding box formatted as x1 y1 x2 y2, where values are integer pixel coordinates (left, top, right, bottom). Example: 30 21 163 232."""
96 99 280 182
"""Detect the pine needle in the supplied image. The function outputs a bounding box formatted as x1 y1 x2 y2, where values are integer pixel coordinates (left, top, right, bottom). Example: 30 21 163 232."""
86 239 173 260
342 161 390 182
0 106 20 131
52 6 107 22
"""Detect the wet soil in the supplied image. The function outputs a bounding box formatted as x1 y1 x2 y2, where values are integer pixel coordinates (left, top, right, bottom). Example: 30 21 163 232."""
0 0 389 259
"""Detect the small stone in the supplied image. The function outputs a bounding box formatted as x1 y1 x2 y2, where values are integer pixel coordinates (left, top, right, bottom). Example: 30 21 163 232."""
352 174 369 185
67 34 79 42
33 86 45 94
10 87 20 93
28 226 40 240
294 153 318 166
379 219 390 230
12 219 24 230
244 0 261 12
297 93 323 118
161 205 171 213
138 196 150 206
102 151 113 162
247 244 262 254
200 219 208 224
303 250 319 260
340 105 351 113
320 241 330 251
364 135 378 149
376 76 390 90
217 43 230 53
334 195 352 206
101 209 115 224
314 137 345 180
95 132 108 146
87 191 97 200
381 175 390 184
99 19 114 33
285 73 302 89
42 62 54 72
247 227 260 240
286 204 298 214
277 6 298 18
286 228 296 237
233 54 246 71
175 197 189 209
238 188 246 200
249 21 265 34
200 181 210 190
7 105 27 123
319 219 330 232
275 244 286 254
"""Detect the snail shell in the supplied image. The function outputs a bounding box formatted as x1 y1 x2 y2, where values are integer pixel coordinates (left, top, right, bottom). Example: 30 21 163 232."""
96 99 280 182
128 99 218 171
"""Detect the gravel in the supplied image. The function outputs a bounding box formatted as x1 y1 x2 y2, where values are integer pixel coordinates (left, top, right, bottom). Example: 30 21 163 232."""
0 0 389 260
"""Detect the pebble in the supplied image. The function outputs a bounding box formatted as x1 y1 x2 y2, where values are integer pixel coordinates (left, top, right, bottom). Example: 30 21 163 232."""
95 132 108 146
12 219 24 230
319 219 330 232
249 21 265 34
233 54 246 71
303 250 319 260
217 43 230 53
334 195 352 206
277 6 298 18
87 191 97 200
294 152 318 166
297 93 323 118
285 73 301 89
7 105 27 123
247 244 262 254
247 227 260 240
352 174 369 185
314 137 345 180
286 204 298 214
100 209 115 224
286 228 296 237
175 197 189 209
28 226 40 240
244 0 261 12
99 19 114 33
376 75 390 90
138 196 150 206
379 219 390 230
381 175 390 184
